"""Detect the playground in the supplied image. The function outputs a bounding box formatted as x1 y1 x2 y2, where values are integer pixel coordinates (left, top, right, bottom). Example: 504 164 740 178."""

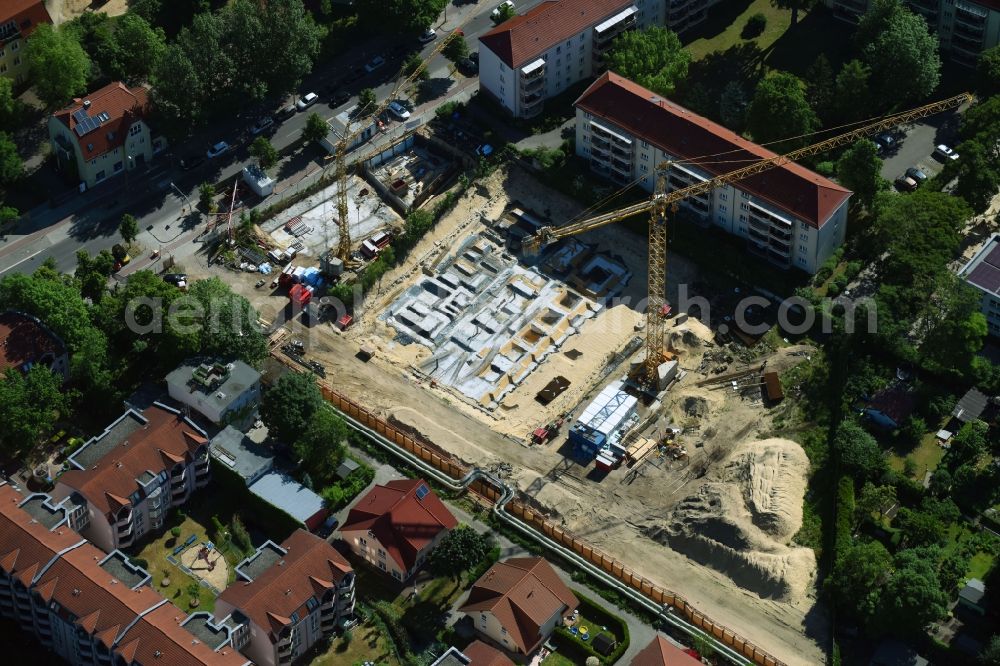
176 540 230 592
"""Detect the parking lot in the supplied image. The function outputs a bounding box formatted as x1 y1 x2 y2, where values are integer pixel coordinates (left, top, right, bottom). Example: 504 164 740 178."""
878 107 963 189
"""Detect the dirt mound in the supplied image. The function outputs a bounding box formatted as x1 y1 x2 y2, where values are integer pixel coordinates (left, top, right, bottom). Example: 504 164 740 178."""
659 438 815 601
683 396 709 418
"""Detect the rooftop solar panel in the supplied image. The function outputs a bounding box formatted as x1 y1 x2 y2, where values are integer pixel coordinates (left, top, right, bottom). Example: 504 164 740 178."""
967 263 1000 295
415 483 429 500
983 243 1000 270
73 109 88 123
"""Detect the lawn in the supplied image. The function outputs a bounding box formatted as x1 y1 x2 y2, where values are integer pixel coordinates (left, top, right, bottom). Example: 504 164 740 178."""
888 432 946 481
311 618 402 666
968 552 995 581
133 516 221 613
682 0 794 62
541 652 577 666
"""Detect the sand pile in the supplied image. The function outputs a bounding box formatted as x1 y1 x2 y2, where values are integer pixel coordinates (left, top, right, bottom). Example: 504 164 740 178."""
652 438 815 601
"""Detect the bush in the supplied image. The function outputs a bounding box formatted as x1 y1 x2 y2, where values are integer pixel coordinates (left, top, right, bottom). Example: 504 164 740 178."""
434 100 463 119
130 557 148 570
815 161 836 177
231 514 253 553
466 546 501 584
743 12 767 38
170 526 182 538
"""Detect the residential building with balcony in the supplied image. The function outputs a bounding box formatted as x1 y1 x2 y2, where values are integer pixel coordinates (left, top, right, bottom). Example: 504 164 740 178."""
0 0 52 84
166 359 262 426
0 310 70 380
478 0 662 118
957 234 1000 337
340 479 457 581
0 480 250 666
215 529 356 666
574 73 851 274
48 81 167 191
825 0 1000 66
51 402 212 553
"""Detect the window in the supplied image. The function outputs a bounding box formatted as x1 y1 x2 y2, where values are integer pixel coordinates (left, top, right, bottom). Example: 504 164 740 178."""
129 124 142 136
641 152 648 161
0 64 6 74
501 627 507 635
12 56 19 66
96 170 106 181
556 46 561 53
741 191 750 199
640 164 648 173
359 537 367 545
378 561 386 571
740 203 749 211
392 571 401 580
377 548 385 558
641 140 649 148
719 192 727 200
799 245 807 253
798 257 807 266
11 41 18 51
739 214 747 222
113 162 123 173
719 204 727 212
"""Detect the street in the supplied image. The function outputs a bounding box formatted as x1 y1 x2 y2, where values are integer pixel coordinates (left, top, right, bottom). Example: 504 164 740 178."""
0 0 546 277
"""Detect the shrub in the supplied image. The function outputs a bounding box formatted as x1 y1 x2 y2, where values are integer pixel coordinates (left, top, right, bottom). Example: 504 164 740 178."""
743 12 767 38
130 557 148 570
170 526 182 538
231 515 253 553
815 160 835 177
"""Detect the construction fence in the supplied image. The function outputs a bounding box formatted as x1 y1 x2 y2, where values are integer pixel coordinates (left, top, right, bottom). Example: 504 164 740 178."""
316 381 785 666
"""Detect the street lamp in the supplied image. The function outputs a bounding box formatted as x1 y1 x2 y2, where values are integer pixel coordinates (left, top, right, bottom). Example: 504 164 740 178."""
171 182 192 216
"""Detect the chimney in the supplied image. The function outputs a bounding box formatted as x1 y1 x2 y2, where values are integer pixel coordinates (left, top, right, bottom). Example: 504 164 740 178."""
82 100 91 109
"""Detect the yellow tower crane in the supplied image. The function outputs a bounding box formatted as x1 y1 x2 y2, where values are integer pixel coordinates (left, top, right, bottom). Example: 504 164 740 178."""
524 93 973 385
327 25 470 265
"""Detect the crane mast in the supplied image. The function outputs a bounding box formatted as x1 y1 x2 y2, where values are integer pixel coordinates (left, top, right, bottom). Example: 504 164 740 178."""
524 92 973 387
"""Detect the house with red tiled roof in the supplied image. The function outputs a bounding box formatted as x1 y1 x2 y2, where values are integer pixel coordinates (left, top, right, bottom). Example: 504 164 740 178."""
0 310 69 379
477 0 720 118
0 0 51 84
0 480 250 666
431 640 515 666
574 72 852 274
48 81 166 191
630 634 703 665
825 0 1000 68
340 478 458 581
215 529 356 666
460 557 578 655
51 402 212 553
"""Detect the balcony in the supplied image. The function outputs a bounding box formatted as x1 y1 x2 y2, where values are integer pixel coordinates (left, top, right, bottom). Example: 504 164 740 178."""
521 95 544 118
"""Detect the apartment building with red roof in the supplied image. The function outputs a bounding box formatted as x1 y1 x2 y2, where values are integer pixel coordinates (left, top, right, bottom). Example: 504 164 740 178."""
48 81 166 191
0 310 69 379
0 0 51 84
215 529 356 666
825 0 1000 67
0 480 250 666
477 0 720 118
51 402 212 553
460 557 578 655
574 72 852 274
340 478 457 581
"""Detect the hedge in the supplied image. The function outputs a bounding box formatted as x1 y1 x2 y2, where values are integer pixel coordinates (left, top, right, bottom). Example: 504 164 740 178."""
210 458 301 542
552 591 630 665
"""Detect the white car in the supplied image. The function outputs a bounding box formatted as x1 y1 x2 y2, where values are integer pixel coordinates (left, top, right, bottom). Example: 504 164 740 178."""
364 56 386 73
388 101 411 120
933 144 960 161
206 141 229 158
491 0 514 18
419 28 437 44
296 92 318 111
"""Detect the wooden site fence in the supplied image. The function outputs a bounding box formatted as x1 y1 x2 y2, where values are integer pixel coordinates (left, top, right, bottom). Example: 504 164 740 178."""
315 379 785 666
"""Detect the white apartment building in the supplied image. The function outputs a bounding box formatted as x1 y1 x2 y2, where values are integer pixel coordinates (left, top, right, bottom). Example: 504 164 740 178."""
478 0 721 118
52 402 212 553
826 0 1000 67
215 530 356 666
958 234 1000 336
574 73 852 274
166 359 262 426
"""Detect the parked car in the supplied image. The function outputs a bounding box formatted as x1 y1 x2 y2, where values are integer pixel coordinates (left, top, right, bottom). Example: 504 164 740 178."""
162 273 187 285
206 141 230 158
874 132 895 153
250 116 274 136
895 175 918 192
277 104 296 120
296 92 318 110
179 155 205 171
491 0 514 18
388 101 411 120
905 167 928 184
457 57 478 75
364 56 386 73
933 144 960 161
329 90 351 108
469 51 479 64
419 28 437 44
345 67 365 84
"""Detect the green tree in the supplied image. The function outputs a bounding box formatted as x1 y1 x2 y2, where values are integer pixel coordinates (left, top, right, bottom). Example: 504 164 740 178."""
26 24 91 108
916 274 987 377
878 548 948 636
293 408 348 483
859 0 941 107
836 140 886 209
254 0 324 96
0 78 19 127
746 72 818 152
771 0 817 25
357 0 447 33
0 366 71 459
827 539 892 625
856 482 897 524
427 525 492 580
119 213 140 244
187 278 267 364
107 12 166 83
804 54 834 121
980 635 1000 666
834 420 886 480
0 133 23 188
402 52 429 81
198 182 215 212
302 112 329 144
74 249 115 303
357 87 377 115
895 507 945 547
606 27 690 97
260 371 325 444
952 139 1000 214
249 136 279 170
150 44 204 138
977 45 1000 97
949 420 988 466
832 59 872 123
443 34 469 63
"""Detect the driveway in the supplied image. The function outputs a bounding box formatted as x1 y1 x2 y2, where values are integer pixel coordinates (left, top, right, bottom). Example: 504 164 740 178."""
879 107 963 184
